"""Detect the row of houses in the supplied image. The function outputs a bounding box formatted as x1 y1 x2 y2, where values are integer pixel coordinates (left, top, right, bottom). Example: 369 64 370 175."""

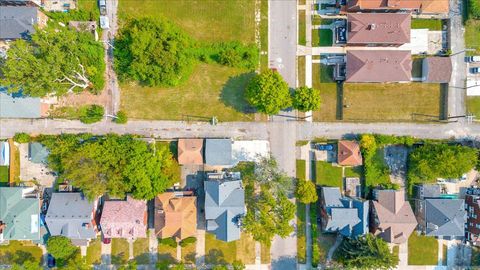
0 0 77 12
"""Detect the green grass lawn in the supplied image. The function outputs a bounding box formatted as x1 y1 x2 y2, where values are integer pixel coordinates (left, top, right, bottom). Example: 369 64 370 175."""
393 245 399 260
118 0 255 44
310 204 320 267
296 160 307 180
299 10 306 45
465 19 480 54
0 241 43 265
157 241 177 264
312 16 332 26
344 166 362 178
133 238 150 264
260 0 268 71
442 244 447 265
315 161 343 188
312 63 337 121
408 233 438 265
85 238 102 265
467 97 480 120
312 29 333 46
364 148 391 190
298 56 306 87
121 64 256 121
411 19 443 30
205 233 256 264
343 83 441 121
297 202 307 264
181 241 196 264
111 238 130 265
0 165 9 184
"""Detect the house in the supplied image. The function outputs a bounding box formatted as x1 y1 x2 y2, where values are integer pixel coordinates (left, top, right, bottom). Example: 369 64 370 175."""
100 196 147 239
337 140 362 166
177 139 204 165
205 139 232 166
0 6 47 40
204 172 245 242
347 13 410 46
346 0 449 14
28 142 49 164
0 141 10 166
45 193 97 246
370 189 417 244
41 0 76 12
0 0 41 6
0 187 40 242
0 90 47 118
346 50 412 82
155 191 197 241
465 189 480 246
418 198 466 239
421 57 452 83
320 187 369 237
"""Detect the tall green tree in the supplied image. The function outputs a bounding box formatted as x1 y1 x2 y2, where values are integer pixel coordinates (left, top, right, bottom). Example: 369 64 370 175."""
245 70 291 115
115 18 193 87
46 236 78 264
292 86 321 112
335 234 398 270
295 179 318 204
0 25 105 97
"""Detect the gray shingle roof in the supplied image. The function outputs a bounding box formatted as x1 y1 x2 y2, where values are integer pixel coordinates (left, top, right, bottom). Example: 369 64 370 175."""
28 142 48 164
45 193 96 243
205 139 232 166
425 199 466 238
0 6 38 39
204 176 245 242
0 90 41 118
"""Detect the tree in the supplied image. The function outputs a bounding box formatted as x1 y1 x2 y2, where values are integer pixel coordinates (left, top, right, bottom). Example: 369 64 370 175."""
79 104 104 124
11 261 42 270
469 0 480 19
254 157 293 196
232 260 246 270
115 18 193 87
13 132 31 143
217 41 259 70
0 25 104 97
295 179 318 204
115 110 128 124
245 70 291 115
292 86 321 112
46 236 78 263
334 234 398 270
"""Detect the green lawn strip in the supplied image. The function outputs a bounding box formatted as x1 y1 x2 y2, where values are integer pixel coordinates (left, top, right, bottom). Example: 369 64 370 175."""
111 238 130 265
299 10 306 45
181 242 196 264
0 240 43 265
120 63 255 121
310 204 320 267
298 56 306 87
318 233 336 263
297 203 307 264
133 238 150 264
260 0 268 71
411 19 443 30
312 16 332 26
312 63 337 121
343 83 441 121
442 244 447 265
467 97 480 119
296 160 307 180
157 242 177 264
408 233 438 265
344 166 362 178
392 245 399 260
0 165 8 183
85 238 102 265
261 244 271 264
312 29 333 46
466 19 480 55
205 233 255 264
315 161 343 188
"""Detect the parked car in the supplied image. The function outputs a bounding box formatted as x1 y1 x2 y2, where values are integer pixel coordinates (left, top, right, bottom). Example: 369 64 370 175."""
315 144 334 151
466 56 480 62
47 254 56 268
102 237 111 244
471 67 480 74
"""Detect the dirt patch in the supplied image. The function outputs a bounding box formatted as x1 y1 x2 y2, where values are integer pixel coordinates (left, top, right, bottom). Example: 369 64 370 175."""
384 145 408 188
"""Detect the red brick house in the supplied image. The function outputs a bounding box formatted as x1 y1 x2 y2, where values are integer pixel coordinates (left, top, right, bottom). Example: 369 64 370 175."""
466 194 480 246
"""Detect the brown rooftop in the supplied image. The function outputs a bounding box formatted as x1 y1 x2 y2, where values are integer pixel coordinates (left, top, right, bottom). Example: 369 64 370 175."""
177 139 203 165
422 57 452 83
347 0 449 13
155 192 197 241
347 13 410 45
346 50 412 82
337 140 363 166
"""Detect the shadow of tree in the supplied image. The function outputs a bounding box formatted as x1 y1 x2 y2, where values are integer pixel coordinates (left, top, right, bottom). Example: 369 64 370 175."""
271 256 296 270
183 251 196 264
13 250 35 264
111 252 127 265
134 253 151 264
157 252 177 264
205 249 227 265
220 73 256 114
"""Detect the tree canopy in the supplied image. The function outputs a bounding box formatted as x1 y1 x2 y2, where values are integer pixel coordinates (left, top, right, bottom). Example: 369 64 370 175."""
295 179 318 204
245 70 291 115
114 17 193 87
292 86 321 112
79 104 104 124
408 143 478 184
40 134 180 200
46 236 78 264
334 234 398 270
0 25 104 97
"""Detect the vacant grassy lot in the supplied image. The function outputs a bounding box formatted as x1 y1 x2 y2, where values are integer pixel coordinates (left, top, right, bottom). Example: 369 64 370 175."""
467 97 480 119
312 63 338 121
296 160 306 180
133 238 150 264
118 0 255 43
86 238 102 265
299 10 306 45
121 64 256 121
411 19 443 30
205 233 256 264
312 29 333 46
297 203 307 264
343 83 441 121
0 241 43 265
111 238 130 265
466 19 480 54
315 161 343 188
408 233 438 265
0 165 8 184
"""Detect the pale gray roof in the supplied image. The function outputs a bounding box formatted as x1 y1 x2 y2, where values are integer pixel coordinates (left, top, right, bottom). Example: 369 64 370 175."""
0 6 37 39
0 91 41 118
425 199 466 238
28 142 48 164
205 139 232 166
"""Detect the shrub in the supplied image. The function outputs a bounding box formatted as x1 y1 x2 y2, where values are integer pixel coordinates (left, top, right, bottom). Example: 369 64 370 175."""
217 42 259 70
470 0 480 19
292 86 321 112
13 132 31 143
159 237 177 248
295 179 318 204
179 237 196 247
115 110 128 124
79 105 104 124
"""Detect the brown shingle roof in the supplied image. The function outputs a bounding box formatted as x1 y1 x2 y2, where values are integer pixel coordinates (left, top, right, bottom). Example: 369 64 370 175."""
347 13 410 45
347 0 448 13
371 190 417 244
177 139 203 165
422 57 452 83
155 192 197 241
346 50 412 82
337 140 363 166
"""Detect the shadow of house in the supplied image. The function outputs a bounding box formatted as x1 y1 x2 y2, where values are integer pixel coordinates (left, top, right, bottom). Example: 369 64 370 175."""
271 256 297 270
220 73 256 114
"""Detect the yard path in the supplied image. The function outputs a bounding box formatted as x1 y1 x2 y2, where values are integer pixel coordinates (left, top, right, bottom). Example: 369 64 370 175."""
101 242 111 265
148 228 158 264
397 242 408 268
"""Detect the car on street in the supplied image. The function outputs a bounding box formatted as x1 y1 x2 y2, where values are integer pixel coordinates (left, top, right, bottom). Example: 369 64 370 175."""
466 56 480 62
471 67 480 74
47 254 56 268
315 144 334 151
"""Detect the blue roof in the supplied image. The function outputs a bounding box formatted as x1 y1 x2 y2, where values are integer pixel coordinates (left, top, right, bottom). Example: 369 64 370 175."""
0 90 41 118
205 139 232 166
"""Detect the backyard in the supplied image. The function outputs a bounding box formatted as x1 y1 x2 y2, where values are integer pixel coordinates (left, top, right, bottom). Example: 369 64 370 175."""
408 233 438 265
205 233 256 265
315 161 343 188
0 241 43 265
342 83 442 121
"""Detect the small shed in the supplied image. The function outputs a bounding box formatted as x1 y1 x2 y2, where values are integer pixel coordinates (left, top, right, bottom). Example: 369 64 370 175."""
28 142 48 164
205 139 232 166
177 139 204 165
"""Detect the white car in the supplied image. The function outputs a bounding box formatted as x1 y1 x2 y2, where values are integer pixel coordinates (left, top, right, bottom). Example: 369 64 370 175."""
466 56 480 62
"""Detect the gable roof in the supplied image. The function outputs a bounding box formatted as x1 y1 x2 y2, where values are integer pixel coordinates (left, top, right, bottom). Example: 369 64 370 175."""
205 139 232 166
425 199 466 237
372 189 417 244
28 142 48 164
204 174 245 242
346 50 412 82
0 6 38 39
155 192 197 241
0 187 40 241
422 57 452 83
0 91 41 118
100 196 147 239
177 139 204 165
347 0 449 13
347 13 410 45
337 140 363 166
45 193 96 242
